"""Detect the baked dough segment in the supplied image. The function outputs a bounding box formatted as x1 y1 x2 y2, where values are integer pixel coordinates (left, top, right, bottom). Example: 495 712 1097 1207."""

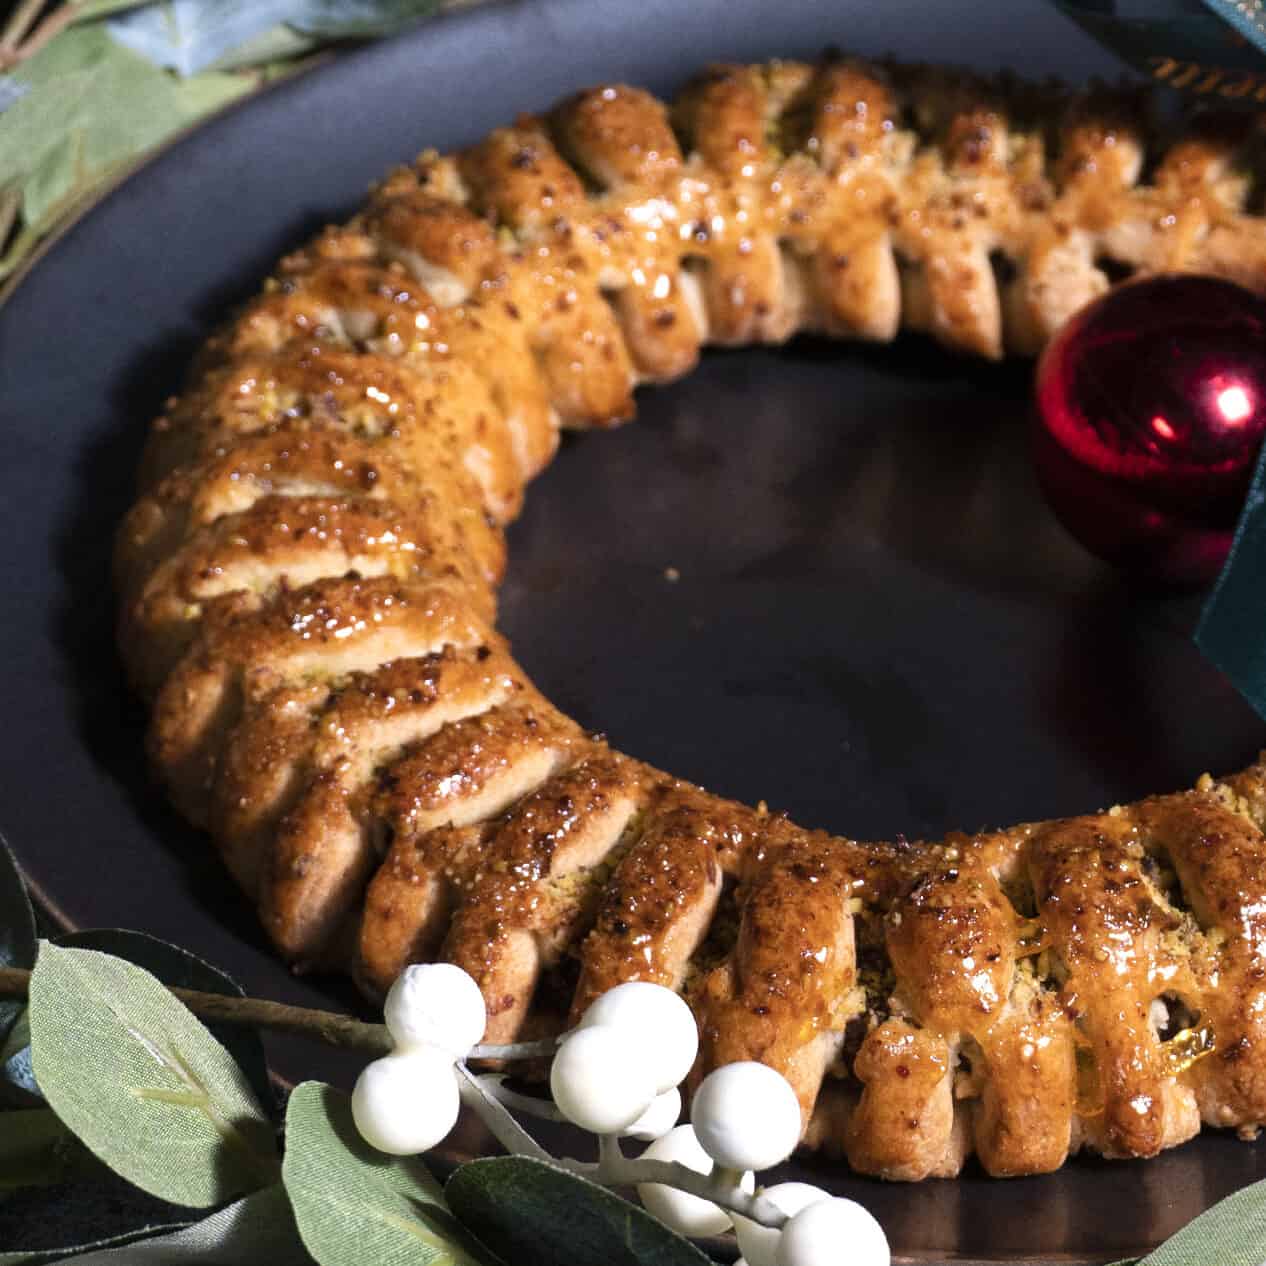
970 974 1077 1176
793 60 907 345
358 821 489 993
256 645 527 961
211 645 520 898
458 121 638 426
845 1017 969 1180
121 497 459 694
673 64 800 345
143 338 523 526
867 850 1012 1177
441 751 648 1041
200 257 433 364
149 576 490 826
120 429 423 584
355 696 592 985
210 245 541 481
894 71 1022 359
356 182 562 480
1155 115 1266 297
360 188 502 308
372 696 586 843
690 825 862 1130
1135 781 1266 1132
551 86 706 380
1029 813 1201 1160
567 788 773 1025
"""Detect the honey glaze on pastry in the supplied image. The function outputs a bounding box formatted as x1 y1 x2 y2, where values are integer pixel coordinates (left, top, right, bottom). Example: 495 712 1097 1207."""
116 55 1266 1179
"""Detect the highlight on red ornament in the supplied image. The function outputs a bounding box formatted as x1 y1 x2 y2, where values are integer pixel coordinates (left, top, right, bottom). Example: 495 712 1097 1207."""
1033 274 1266 586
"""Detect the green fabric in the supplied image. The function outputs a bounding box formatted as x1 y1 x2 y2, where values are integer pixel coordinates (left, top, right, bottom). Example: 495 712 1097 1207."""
1051 0 1266 83
1197 442 1266 721
1139 1176 1266 1265
63 1187 310 1265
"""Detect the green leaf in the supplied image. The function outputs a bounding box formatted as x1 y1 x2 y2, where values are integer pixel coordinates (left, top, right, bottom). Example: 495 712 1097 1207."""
38 1185 311 1264
170 70 257 121
282 1081 495 1266
106 1 312 76
2 929 276 1112
445 1156 717 1266
202 25 319 72
27 943 278 1207
443 1159 714 1266
0 26 185 214
1139 1175 1266 1265
0 834 35 1051
55 929 275 1114
19 131 85 234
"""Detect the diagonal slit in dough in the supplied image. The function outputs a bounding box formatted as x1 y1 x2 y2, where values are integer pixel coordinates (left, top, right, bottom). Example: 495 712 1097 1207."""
568 786 755 1021
259 646 526 961
353 699 592 986
121 497 453 694
442 751 650 1042
213 643 519 895
149 576 491 828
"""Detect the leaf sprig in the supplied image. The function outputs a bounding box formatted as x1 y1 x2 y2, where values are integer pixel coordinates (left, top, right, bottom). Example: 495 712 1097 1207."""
0 0 448 290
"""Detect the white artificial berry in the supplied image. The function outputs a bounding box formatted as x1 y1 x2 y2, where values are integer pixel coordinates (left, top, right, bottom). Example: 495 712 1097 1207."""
351 1048 460 1156
550 1026 658 1134
734 1183 831 1266
775 1197 890 1266
580 981 699 1093
635 1124 754 1238
691 1062 802 1172
624 1087 681 1141
384 962 486 1059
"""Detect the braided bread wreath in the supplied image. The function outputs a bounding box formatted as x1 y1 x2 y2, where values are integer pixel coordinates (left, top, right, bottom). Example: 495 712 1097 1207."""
114 54 1266 1183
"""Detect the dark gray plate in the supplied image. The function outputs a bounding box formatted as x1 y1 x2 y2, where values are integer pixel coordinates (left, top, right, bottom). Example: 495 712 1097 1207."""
1 1 1263 1260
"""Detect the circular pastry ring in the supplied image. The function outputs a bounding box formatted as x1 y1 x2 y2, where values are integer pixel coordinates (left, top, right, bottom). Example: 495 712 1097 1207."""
116 56 1266 1180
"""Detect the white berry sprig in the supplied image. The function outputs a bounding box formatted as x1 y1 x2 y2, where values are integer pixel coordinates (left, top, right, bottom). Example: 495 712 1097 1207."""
350 963 890 1266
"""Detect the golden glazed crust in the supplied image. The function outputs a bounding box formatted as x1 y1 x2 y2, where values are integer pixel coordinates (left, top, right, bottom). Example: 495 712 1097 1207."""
116 55 1266 1179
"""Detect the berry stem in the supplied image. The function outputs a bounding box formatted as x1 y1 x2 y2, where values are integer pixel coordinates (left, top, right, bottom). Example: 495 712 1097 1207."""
562 1146 790 1230
476 1073 568 1122
469 1036 560 1060
454 1061 553 1163
0 965 549 1062
597 1131 624 1170
0 966 394 1054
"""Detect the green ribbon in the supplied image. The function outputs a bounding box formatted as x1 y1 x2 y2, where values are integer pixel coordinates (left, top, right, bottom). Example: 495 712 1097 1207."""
1196 440 1266 721
1053 0 1266 101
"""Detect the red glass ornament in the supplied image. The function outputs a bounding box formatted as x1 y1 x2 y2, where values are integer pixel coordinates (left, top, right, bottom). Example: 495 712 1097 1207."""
1034 275 1266 586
